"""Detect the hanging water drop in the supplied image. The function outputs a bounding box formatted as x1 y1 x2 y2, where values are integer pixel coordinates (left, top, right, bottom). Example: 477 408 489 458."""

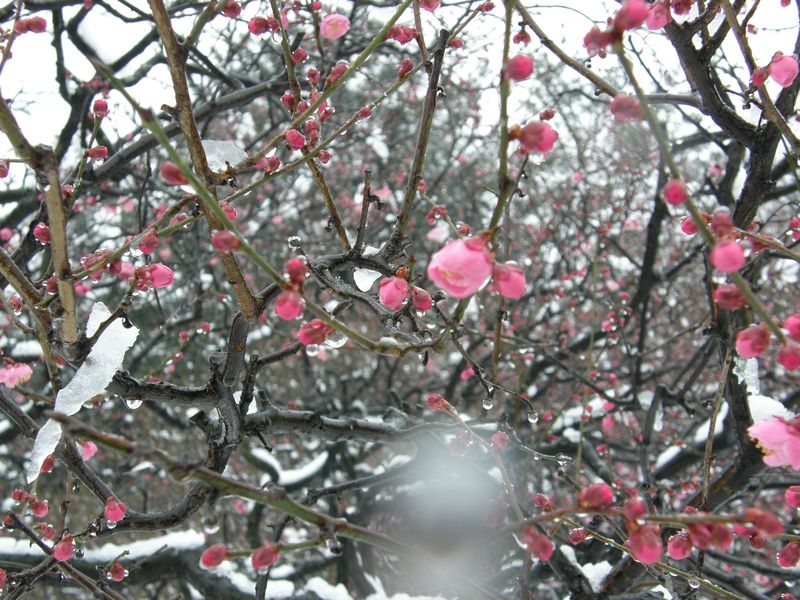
287 236 302 249
688 580 700 590
129 247 143 258
106 520 117 529
203 516 220 535
305 344 320 357
527 410 539 424
325 332 347 348
125 399 142 410
482 397 494 410
556 453 570 466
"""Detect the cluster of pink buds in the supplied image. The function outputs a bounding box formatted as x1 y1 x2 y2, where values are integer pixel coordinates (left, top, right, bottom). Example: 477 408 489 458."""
386 25 418 45
735 313 800 370
509 120 558 155
14 16 47 34
133 263 174 291
274 258 307 320
248 15 281 35
584 0 672 58
378 266 433 313
10 489 48 518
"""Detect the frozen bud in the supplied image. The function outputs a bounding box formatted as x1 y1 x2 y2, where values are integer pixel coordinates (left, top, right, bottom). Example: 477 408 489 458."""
33 222 51 244
200 543 229 569
379 277 409 311
31 498 49 518
667 531 692 560
778 342 800 371
398 58 414 78
274 289 304 321
770 53 799 88
661 179 687 205
713 284 747 310
160 162 189 186
53 536 75 562
426 393 451 412
297 319 334 345
627 524 662 564
222 1 241 18
107 560 127 582
505 55 534 81
492 262 526 299
93 99 109 118
104 496 127 522
780 540 800 567
85 146 109 161
735 324 770 359
211 230 240 252
410 286 433 312
251 542 279 571
710 240 745 273
285 129 306 150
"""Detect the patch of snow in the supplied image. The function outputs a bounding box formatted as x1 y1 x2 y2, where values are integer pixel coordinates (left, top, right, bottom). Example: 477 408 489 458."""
749 394 792 423
279 451 329 486
734 357 760 394
27 302 139 483
691 404 728 444
86 530 204 562
202 140 248 172
654 446 681 470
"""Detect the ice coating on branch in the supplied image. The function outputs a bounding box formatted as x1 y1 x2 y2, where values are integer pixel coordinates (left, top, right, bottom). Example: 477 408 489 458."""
353 268 382 291
201 140 248 173
26 303 139 483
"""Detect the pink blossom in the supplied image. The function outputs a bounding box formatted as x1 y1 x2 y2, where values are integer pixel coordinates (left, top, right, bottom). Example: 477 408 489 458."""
107 560 126 582
285 129 306 150
679 216 698 235
627 524 662 564
398 58 414 78
222 1 241 18
81 440 98 461
714 284 747 310
752 66 769 87
491 431 509 449
0 361 33 388
53 536 75 562
518 121 558 154
710 240 745 272
521 527 553 560
320 14 350 40
743 507 783 537
85 146 108 161
297 319 334 346
778 342 800 371
578 483 614 510
420 0 439 10
410 286 433 312
460 367 475 380
0 568 6 588
427 237 494 298
104 496 127 522
662 179 687 205
785 314 800 340
200 544 229 569
770 53 799 88
568 528 589 544
379 277 409 310
211 230 240 252
274 289 304 320
614 0 649 31
780 541 800 567
492 262 526 299
584 26 612 57
248 17 273 35
667 532 693 560
251 542 279 571
31 498 48 518
735 324 770 358
646 2 672 29
138 229 158 254
609 96 643 122
426 393 451 412
785 485 800 507
142 263 174 288
286 258 307 284
505 55 534 81
749 416 800 469
93 99 109 118
160 163 188 186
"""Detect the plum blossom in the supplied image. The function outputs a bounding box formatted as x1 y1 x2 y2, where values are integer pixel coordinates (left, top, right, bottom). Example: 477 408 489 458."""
427 237 494 298
778 342 800 371
297 319 334 345
0 361 33 388
770 53 799 88
251 542 279 571
626 524 662 564
274 289 304 320
521 526 553 560
159 163 188 186
578 483 614 510
785 314 800 340
710 240 745 273
609 96 643 122
492 262 526 299
505 55 534 81
749 416 800 469
662 179 687 205
410 286 433 312
320 14 350 40
735 324 770 358
200 544 229 569
518 121 558 154
667 532 693 559
646 2 672 29
104 496 127 522
714 284 747 310
379 277 409 311
53 536 75 561
613 0 649 31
